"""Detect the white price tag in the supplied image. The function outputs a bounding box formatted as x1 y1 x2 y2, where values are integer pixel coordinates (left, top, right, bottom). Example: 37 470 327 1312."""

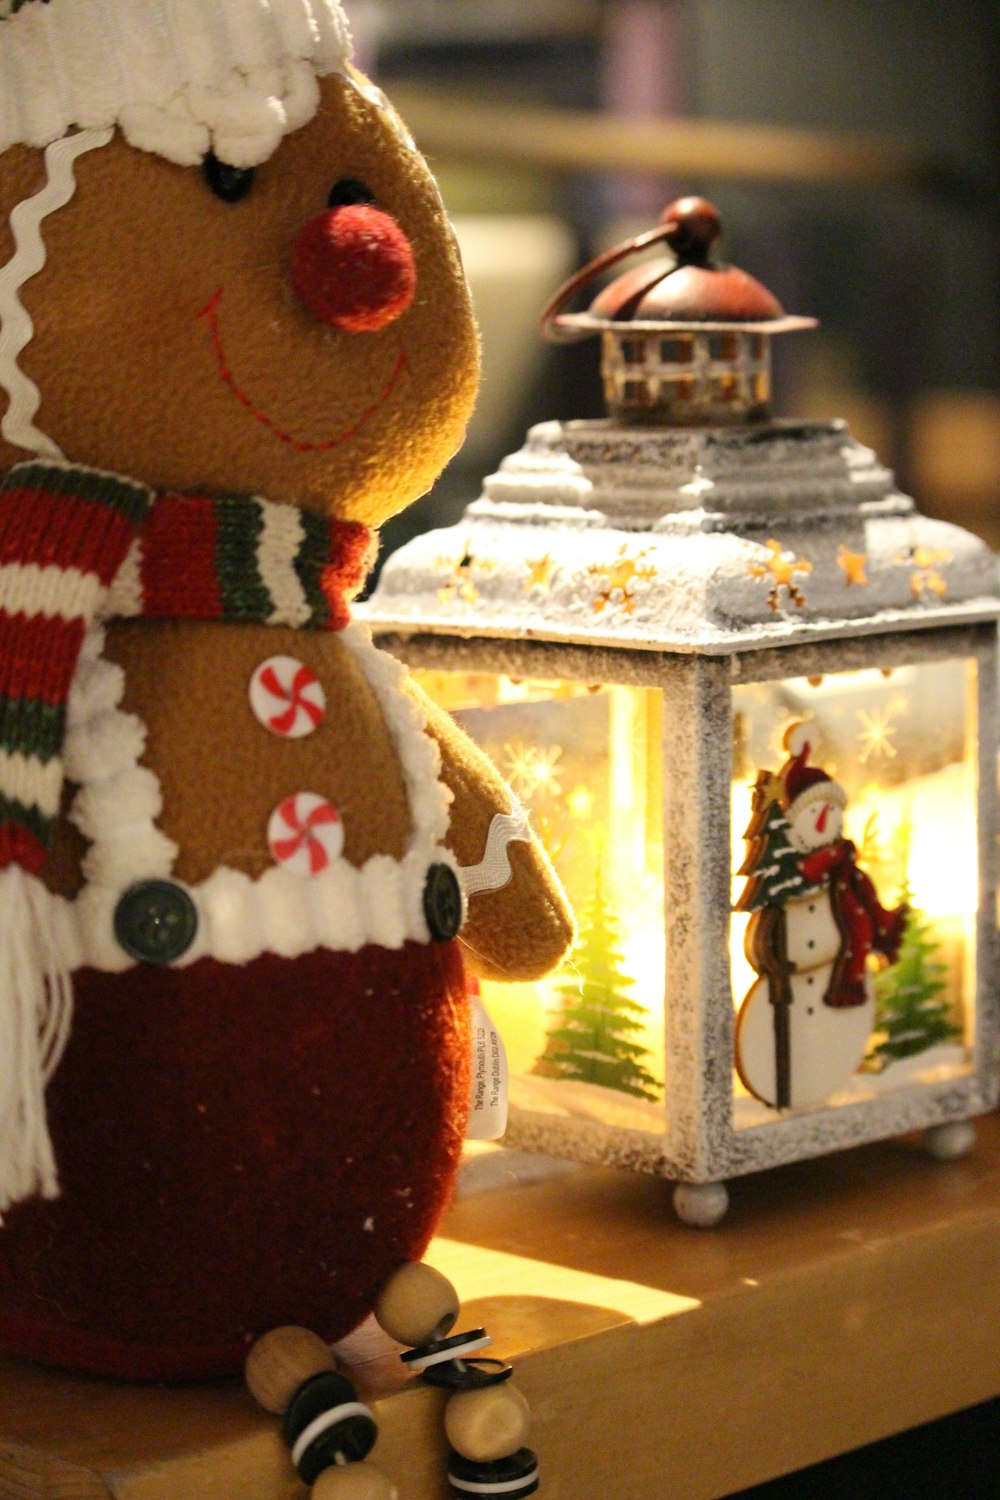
466 988 509 1141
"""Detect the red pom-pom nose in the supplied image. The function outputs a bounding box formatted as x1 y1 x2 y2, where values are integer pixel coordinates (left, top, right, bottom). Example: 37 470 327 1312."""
290 204 417 332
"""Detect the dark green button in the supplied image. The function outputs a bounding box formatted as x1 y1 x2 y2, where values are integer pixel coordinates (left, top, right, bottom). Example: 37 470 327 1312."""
423 863 463 942
114 880 198 964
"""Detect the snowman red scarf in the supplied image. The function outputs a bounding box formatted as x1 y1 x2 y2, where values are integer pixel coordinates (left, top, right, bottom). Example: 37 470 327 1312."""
0 459 374 1211
799 838 907 1008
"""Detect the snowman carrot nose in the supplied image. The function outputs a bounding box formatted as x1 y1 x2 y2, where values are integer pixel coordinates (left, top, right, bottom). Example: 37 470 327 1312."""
816 803 829 834
290 204 416 332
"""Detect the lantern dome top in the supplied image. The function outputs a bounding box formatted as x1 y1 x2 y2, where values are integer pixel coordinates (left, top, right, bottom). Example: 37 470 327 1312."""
541 197 815 426
541 196 815 340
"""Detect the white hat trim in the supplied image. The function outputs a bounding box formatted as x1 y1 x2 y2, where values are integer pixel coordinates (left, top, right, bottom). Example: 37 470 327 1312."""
784 778 848 822
0 0 353 168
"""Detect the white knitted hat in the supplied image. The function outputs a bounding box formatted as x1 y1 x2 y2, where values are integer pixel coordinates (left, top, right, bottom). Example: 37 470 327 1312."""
0 0 353 167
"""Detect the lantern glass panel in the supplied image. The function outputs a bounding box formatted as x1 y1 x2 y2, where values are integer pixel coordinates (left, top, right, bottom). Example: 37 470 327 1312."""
414 669 667 1131
730 658 978 1129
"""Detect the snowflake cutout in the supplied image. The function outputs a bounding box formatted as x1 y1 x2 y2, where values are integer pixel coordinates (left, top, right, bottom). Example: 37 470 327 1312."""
503 743 563 800
857 704 899 763
589 548 657 615
747 538 813 611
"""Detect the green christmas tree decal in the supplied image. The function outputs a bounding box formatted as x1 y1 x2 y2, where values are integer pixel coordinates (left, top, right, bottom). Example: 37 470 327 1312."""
535 866 660 1102
867 881 961 1070
734 770 818 913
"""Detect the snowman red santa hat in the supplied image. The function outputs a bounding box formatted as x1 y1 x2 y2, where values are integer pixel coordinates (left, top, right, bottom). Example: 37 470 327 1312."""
779 721 847 850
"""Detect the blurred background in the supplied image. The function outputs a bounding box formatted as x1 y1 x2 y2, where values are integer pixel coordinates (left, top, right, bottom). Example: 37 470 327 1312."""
344 0 999 559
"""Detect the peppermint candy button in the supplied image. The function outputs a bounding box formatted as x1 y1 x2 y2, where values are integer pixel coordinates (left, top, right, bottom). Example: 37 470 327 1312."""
250 656 326 739
268 793 344 876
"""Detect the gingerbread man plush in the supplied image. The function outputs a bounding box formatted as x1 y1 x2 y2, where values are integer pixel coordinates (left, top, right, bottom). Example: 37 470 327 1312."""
0 0 572 1380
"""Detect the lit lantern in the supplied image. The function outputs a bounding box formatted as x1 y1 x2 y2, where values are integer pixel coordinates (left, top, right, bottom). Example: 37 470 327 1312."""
365 197 1000 1225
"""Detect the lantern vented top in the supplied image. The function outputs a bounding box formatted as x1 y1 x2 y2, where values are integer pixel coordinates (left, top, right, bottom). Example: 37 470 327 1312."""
541 195 816 427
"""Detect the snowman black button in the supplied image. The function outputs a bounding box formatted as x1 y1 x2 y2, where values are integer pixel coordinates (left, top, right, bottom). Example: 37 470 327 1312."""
423 864 463 942
114 880 198 964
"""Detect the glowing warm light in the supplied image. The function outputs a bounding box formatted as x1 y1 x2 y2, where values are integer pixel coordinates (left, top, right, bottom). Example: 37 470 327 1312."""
567 784 596 820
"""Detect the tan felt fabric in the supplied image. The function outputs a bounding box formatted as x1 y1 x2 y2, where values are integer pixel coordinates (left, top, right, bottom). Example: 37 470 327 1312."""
407 680 575 982
0 74 478 527
44 621 413 895
106 621 413 884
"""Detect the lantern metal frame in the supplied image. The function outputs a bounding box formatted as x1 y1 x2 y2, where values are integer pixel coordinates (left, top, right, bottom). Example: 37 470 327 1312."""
365 407 1000 1217
374 621 999 1190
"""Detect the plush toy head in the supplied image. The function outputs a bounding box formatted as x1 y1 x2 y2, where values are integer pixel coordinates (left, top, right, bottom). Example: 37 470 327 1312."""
0 0 478 525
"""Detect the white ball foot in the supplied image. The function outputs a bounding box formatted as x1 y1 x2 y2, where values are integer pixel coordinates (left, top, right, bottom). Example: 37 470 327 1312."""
924 1119 976 1162
672 1180 729 1228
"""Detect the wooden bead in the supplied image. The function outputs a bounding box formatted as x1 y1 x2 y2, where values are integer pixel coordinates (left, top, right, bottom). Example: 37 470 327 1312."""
311 1461 399 1500
444 1383 531 1462
245 1325 335 1414
373 1261 459 1347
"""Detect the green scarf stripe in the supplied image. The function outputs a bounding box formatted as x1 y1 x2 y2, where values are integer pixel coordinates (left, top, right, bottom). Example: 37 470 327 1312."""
0 697 65 762
215 497 273 621
0 793 52 846
294 510 332 627
4 462 152 527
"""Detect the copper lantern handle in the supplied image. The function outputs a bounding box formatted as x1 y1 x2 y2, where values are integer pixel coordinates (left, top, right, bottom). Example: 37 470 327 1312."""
539 196 723 344
539 222 675 344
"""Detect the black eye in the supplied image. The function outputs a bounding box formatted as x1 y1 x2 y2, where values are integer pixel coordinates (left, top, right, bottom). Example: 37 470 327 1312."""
203 152 255 204
327 178 376 209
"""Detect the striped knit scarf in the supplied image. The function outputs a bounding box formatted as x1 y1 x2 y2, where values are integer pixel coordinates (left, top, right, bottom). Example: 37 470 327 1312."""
0 458 374 1211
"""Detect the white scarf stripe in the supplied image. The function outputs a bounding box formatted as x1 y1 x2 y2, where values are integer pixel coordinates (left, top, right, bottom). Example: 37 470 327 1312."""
258 497 312 626
0 746 63 814
0 560 104 620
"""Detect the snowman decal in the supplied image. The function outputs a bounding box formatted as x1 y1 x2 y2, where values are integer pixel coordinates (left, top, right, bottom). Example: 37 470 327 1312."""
735 722 907 1109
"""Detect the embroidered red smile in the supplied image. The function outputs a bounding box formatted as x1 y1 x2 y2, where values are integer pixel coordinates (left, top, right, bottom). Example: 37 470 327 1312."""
198 288 410 453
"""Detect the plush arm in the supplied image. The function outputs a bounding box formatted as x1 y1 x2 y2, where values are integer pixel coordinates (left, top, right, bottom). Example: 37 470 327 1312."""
405 679 574 982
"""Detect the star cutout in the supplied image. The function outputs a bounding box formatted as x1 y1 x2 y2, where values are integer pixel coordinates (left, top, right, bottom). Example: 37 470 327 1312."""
436 541 494 606
838 545 868 586
524 553 555 593
894 544 950 600
747 538 813 611
588 548 657 615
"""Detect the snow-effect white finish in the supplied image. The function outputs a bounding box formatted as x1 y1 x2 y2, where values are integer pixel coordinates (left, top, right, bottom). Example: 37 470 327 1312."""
366 419 999 654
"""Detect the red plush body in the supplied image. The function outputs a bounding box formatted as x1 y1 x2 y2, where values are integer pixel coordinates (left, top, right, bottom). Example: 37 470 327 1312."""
0 941 469 1380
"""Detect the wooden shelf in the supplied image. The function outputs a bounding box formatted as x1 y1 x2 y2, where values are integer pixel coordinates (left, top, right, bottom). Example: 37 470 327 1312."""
3 1115 1000 1499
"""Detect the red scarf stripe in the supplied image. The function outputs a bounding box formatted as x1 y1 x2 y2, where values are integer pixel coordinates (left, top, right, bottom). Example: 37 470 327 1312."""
0 822 46 877
138 496 224 618
0 484 141 586
0 611 87 707
321 522 377 630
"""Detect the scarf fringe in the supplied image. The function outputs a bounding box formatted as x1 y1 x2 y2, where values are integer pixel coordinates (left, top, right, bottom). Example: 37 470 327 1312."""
0 866 73 1216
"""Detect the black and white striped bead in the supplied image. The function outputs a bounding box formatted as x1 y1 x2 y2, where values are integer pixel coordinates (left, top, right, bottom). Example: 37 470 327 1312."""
447 1447 540 1498
282 1370 377 1485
